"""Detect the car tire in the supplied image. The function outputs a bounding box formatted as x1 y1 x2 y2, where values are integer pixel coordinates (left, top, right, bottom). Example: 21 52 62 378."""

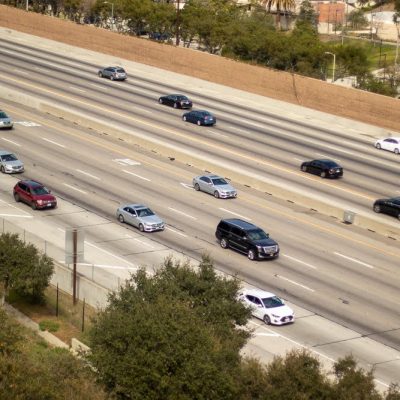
98 71 103 77
214 191 220 199
263 315 271 325
110 75 114 81
183 116 187 121
301 165 307 172
194 183 200 191
248 249 257 261
220 238 229 249
139 224 145 232
373 205 381 213
14 193 20 202
320 171 327 178
0 166 4 173
173 103 178 109
375 143 381 149
118 214 125 223
159 98 163 104
395 148 399 154
31 202 37 210
197 120 201 126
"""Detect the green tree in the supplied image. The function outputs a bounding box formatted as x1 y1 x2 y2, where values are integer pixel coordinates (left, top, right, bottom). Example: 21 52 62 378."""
0 233 54 304
262 0 296 29
88 256 252 399
348 9 368 29
296 0 318 29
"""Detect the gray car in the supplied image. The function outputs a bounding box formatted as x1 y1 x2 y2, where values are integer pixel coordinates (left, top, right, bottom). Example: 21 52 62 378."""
193 174 237 199
116 204 164 232
0 150 24 173
98 66 127 81
0 110 13 130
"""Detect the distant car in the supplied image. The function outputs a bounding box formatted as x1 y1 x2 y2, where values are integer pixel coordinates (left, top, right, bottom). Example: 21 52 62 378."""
239 289 294 325
0 150 24 174
300 159 343 178
0 110 13 130
158 94 193 109
193 174 237 199
373 197 400 220
98 66 127 81
116 204 164 232
182 110 216 126
374 137 400 154
13 180 57 210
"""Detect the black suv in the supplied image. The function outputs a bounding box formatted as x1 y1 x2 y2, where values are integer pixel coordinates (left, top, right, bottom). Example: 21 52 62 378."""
215 219 279 260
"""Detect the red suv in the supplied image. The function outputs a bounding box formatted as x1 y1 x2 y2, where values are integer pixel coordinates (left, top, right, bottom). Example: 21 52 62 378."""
13 180 57 210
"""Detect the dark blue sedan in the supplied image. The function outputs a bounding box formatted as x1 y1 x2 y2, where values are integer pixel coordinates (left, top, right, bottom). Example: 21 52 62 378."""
182 110 216 126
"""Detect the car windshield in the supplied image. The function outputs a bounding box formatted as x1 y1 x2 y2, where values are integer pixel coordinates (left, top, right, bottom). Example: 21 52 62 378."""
0 112 8 118
262 296 284 309
212 178 227 185
32 186 50 195
247 229 269 240
137 208 154 217
2 154 17 161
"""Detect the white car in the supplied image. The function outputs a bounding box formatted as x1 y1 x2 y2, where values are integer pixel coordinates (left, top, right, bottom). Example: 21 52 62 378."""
193 174 237 199
239 289 294 325
374 137 400 154
116 203 164 232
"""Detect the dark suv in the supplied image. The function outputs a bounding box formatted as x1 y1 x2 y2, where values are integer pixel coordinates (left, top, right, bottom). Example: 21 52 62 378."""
13 180 57 210
215 219 279 260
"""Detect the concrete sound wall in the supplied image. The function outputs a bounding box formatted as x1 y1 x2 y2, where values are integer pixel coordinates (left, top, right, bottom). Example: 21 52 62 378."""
0 5 399 131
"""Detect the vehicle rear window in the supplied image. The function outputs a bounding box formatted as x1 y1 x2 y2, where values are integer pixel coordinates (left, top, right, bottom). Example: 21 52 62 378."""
116 69 125 73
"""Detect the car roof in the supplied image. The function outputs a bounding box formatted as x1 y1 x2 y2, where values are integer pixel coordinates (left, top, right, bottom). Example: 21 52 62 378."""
241 288 276 298
201 174 222 179
0 150 14 156
220 218 258 230
313 159 340 165
122 204 148 209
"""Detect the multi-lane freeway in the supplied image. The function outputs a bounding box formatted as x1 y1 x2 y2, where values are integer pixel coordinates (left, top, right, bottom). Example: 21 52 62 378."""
0 28 400 388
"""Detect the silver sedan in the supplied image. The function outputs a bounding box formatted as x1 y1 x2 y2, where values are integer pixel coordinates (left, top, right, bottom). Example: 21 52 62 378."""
116 204 164 232
192 175 237 199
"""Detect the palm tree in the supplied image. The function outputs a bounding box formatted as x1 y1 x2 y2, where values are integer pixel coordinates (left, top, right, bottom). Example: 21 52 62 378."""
262 0 296 29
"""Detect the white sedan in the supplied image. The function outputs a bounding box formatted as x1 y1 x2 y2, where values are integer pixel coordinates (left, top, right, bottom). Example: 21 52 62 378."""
239 289 294 326
375 137 400 154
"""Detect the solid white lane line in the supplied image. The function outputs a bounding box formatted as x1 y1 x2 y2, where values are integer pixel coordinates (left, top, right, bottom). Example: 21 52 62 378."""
168 207 197 220
0 199 32 215
76 263 138 271
275 275 315 292
283 254 317 269
2 138 21 146
228 126 248 133
62 183 87 194
89 83 107 90
316 153 341 162
85 241 137 267
15 69 29 75
254 332 280 337
218 207 251 220
69 86 86 93
165 226 187 237
208 129 227 137
42 137 66 148
122 169 150 181
334 252 374 269
76 169 101 180
0 214 33 218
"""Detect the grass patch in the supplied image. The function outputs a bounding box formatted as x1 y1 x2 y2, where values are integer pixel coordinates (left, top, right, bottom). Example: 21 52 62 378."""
39 319 60 332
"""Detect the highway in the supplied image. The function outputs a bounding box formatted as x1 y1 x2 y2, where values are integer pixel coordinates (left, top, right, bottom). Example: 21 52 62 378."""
0 28 400 388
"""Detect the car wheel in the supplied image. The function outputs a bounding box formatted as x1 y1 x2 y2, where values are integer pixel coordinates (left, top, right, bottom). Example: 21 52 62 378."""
263 315 271 325
0 166 5 173
395 148 399 154
301 165 307 172
373 205 381 213
31 202 37 210
98 71 103 77
173 103 178 109
118 214 125 223
320 171 327 178
14 193 20 202
183 116 187 121
375 143 381 149
220 238 229 249
110 75 115 81
159 98 163 104
194 183 200 191
214 191 220 199
139 224 145 232
248 249 257 261
197 120 201 126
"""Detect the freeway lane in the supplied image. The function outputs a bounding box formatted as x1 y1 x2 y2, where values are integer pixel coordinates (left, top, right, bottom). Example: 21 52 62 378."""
1 101 400 357
1 36 400 225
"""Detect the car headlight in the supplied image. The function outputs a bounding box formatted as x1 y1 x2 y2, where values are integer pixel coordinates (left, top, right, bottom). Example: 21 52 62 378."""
37 200 44 205
256 245 263 251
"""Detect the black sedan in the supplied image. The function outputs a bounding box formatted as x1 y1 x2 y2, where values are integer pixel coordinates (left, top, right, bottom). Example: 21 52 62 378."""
158 94 192 109
373 197 400 220
300 159 343 178
182 110 216 126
